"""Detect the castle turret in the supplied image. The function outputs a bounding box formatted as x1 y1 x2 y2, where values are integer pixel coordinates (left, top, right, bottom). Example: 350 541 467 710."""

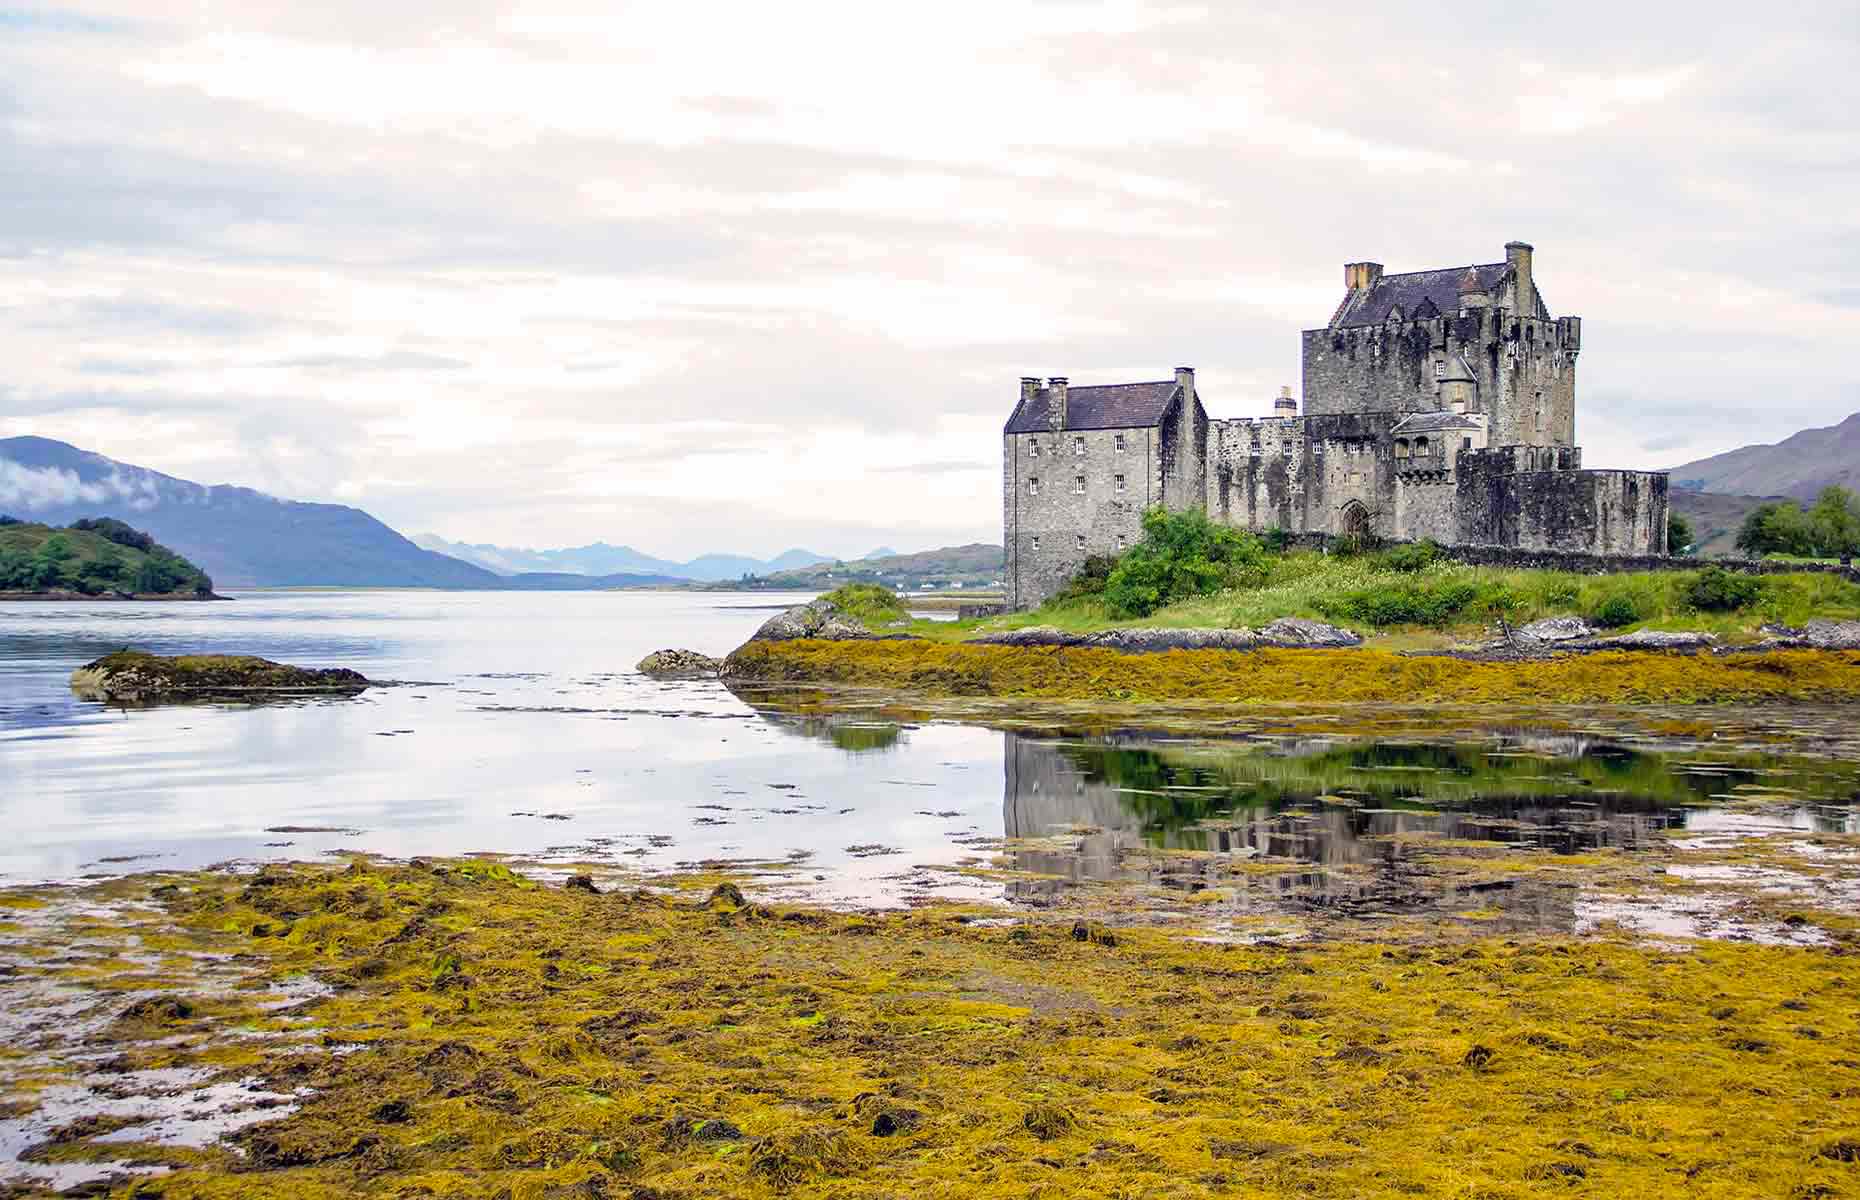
1439 354 1477 414
1274 386 1297 416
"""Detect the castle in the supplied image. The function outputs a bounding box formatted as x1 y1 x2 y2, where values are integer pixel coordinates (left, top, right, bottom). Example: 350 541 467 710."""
1002 240 1670 609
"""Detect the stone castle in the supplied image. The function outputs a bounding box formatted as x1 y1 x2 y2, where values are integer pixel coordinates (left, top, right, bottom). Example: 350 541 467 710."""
1002 240 1670 609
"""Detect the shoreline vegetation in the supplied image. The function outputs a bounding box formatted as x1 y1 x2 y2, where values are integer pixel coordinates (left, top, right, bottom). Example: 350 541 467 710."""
69 650 371 703
0 516 218 600
6 859 1860 1197
716 512 1860 706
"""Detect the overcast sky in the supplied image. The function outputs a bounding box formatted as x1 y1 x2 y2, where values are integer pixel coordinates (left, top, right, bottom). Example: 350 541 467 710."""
3 2 1857 558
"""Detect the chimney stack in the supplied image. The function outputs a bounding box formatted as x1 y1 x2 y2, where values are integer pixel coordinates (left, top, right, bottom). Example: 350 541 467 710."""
1019 376 1039 406
1046 376 1068 432
1345 261 1384 291
1274 385 1297 416
1174 366 1195 405
1506 241 1535 317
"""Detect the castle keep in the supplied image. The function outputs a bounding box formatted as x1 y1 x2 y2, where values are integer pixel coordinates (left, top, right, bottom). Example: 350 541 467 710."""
1002 240 1669 609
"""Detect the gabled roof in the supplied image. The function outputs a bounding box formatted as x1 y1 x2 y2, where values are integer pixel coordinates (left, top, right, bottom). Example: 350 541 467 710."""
1004 380 1180 434
1335 263 1511 327
1391 411 1484 435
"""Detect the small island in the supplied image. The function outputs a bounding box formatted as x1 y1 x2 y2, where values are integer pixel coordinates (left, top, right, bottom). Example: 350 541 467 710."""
70 650 371 703
0 515 218 599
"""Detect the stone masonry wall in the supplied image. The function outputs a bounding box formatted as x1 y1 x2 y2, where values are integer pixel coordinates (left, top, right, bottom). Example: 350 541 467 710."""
1004 423 1158 609
1299 311 1577 449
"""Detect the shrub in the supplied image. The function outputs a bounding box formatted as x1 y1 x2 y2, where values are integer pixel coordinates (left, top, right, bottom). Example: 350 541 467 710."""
821 583 905 625
1263 526 1292 553
1316 578 1518 627
1330 533 1371 559
1592 595 1640 629
1667 513 1695 556
1378 540 1442 573
1102 508 1268 618
1685 566 1762 612
1051 555 1118 604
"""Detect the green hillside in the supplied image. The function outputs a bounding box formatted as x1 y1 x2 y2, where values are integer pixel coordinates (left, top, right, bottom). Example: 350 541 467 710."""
733 543 1004 591
0 516 216 598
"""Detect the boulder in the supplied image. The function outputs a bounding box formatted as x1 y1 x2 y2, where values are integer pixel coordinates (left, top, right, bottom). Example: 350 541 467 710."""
1803 620 1860 651
1571 630 1719 653
70 650 370 703
1516 617 1592 643
746 599 874 643
637 649 724 679
1260 618 1364 648
1084 628 1263 653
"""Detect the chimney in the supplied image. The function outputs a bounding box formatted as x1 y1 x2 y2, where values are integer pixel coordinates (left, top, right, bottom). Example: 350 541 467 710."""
1506 241 1535 317
1046 376 1068 432
1345 261 1384 291
1274 385 1298 416
1019 376 1039 407
1174 366 1195 405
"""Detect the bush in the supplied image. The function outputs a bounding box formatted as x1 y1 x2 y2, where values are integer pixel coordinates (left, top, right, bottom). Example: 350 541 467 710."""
1102 509 1269 618
1330 533 1372 559
1317 578 1520 627
1378 540 1442 573
1685 566 1762 612
821 583 905 625
1051 555 1118 604
1592 595 1641 629
1667 513 1695 556
1263 526 1292 553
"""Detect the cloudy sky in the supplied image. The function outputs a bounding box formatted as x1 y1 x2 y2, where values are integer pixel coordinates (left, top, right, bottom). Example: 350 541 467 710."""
3 2 1856 558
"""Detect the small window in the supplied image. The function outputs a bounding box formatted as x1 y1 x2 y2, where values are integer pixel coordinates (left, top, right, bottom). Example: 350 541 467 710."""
1114 433 1126 452
1114 473 1126 493
1028 441 1041 457
1031 536 1040 552
1075 534 1086 551
1073 437 1086 456
1433 360 1444 379
1028 477 1039 495
1462 437 1473 451
1073 475 1085 494
1415 437 1429 455
1115 535 1126 551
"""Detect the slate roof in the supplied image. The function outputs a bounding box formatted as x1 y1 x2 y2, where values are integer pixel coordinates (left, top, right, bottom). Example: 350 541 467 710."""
1391 411 1484 435
1004 380 1179 433
1334 263 1511 326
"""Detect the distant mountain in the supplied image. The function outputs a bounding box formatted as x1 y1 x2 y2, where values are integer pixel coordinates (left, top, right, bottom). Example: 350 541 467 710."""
860 546 899 560
1667 491 1773 558
0 437 498 589
414 534 832 583
744 544 1004 590
498 570 691 591
1668 413 1860 501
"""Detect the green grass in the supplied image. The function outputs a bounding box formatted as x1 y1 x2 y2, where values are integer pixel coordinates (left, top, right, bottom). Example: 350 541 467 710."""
885 552 1860 646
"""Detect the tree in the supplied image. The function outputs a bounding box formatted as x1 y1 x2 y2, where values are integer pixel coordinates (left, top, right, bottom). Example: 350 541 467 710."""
1809 486 1860 565
134 557 183 594
1735 501 1814 558
1102 508 1269 618
79 547 128 588
1667 513 1695 556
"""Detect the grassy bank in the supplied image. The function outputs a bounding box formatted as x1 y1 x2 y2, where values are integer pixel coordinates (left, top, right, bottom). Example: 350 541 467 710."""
5 861 1860 1198
909 551 1860 645
727 640 1860 705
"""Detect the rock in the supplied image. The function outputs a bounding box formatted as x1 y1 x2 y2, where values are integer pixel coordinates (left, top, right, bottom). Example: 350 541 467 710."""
747 599 875 643
1516 616 1592 643
1572 630 1718 653
1803 620 1860 650
1084 628 1263 653
70 650 370 703
1260 617 1364 648
969 626 1073 647
636 648 723 679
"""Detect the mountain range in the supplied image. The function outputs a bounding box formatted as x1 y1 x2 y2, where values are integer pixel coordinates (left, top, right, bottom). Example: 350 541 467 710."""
1667 412 1860 501
410 534 832 583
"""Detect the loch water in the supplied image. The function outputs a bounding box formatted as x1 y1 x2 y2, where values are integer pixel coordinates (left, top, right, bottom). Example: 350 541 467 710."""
3 590 1858 923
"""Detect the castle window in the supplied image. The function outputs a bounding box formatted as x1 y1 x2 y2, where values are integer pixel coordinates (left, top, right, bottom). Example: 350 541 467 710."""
1114 474 1126 493
1028 441 1041 457
1463 437 1473 451
1076 534 1086 551
1415 437 1429 456
1433 360 1444 380
1395 439 1410 459
1114 433 1126 452
1073 475 1086 494
1073 437 1086 456
1028 477 1039 495
1031 536 1040 551
1116 535 1126 551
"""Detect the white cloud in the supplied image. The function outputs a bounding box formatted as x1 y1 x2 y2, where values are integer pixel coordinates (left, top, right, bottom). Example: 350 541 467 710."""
0 462 162 512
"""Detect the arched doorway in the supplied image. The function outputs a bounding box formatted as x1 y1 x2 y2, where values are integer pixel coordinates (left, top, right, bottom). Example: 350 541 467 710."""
1339 501 1371 539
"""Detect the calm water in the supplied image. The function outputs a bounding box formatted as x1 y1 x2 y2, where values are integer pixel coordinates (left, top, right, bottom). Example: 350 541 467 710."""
3 591 1858 913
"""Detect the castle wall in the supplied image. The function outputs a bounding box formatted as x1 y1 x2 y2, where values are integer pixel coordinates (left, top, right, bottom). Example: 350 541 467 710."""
1300 311 1578 449
1003 423 1158 609
1206 412 1407 538
1457 450 1668 555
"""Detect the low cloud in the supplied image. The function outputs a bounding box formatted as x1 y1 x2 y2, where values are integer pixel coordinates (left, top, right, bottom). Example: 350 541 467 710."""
0 461 162 512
